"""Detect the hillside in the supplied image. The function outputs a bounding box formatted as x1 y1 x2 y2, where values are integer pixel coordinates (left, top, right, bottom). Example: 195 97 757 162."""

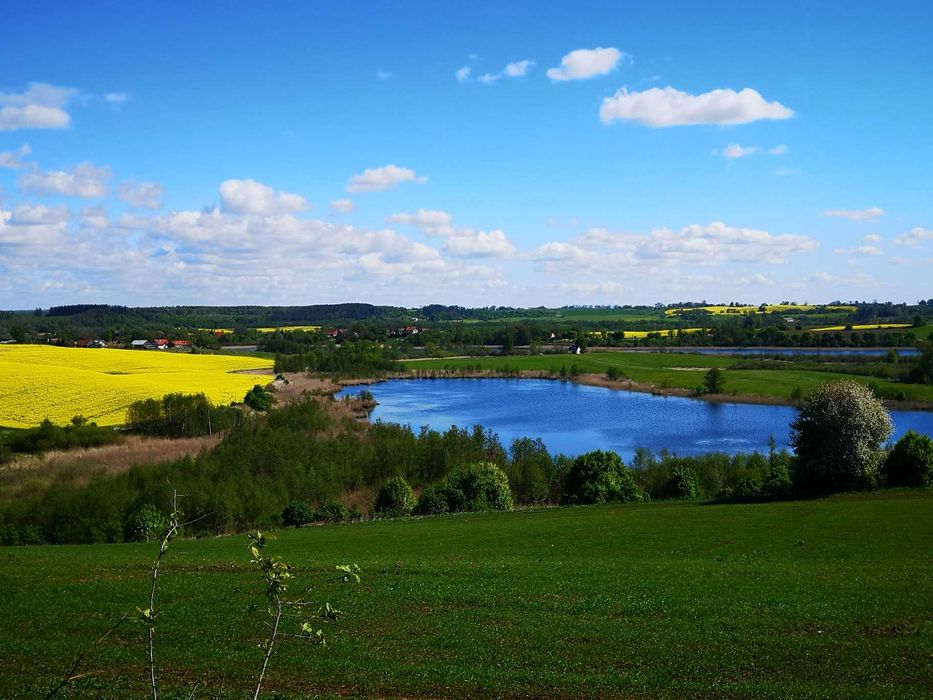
1 491 930 698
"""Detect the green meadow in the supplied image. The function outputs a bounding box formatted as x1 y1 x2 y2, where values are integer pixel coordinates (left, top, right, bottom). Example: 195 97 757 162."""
1 491 930 698
403 351 933 403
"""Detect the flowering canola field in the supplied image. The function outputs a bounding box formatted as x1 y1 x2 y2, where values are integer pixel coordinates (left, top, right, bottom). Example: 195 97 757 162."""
0 345 274 428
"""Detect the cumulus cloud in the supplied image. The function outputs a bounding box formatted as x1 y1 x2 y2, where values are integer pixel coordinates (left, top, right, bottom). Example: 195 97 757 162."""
118 180 164 210
532 221 817 271
894 227 933 246
219 178 309 215
388 209 455 237
444 229 516 258
478 73 501 85
389 208 515 258
600 86 794 127
104 92 130 103
79 205 109 230
347 164 425 193
864 234 882 243
455 66 471 83
547 47 626 81
0 143 32 169
0 82 77 131
18 162 110 198
822 207 884 221
504 60 534 77
10 203 70 225
329 198 355 213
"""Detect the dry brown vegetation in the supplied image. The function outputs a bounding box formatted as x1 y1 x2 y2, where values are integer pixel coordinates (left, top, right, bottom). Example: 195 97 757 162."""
0 434 220 503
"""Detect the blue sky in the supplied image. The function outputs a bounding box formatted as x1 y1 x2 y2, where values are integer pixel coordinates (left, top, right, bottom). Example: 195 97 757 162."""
1 1 931 308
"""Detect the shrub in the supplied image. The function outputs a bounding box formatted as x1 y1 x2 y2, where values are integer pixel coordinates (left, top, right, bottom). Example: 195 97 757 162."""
790 380 893 493
668 465 699 500
281 501 315 528
130 504 167 542
244 384 272 411
374 476 416 517
19 525 45 545
882 430 933 487
416 463 513 515
416 486 449 516
763 459 793 497
702 367 726 394
561 450 642 505
445 462 513 512
313 501 350 523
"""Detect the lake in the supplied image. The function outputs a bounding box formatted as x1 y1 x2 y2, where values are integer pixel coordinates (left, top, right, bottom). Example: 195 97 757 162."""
670 347 919 357
337 378 933 459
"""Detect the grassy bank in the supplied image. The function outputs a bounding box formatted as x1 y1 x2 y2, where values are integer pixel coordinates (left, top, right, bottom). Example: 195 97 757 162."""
402 352 933 404
1 491 930 698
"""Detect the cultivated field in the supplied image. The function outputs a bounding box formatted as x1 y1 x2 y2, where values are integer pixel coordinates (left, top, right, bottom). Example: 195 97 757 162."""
0 345 273 428
403 352 933 403
665 304 857 316
811 323 914 332
0 491 929 698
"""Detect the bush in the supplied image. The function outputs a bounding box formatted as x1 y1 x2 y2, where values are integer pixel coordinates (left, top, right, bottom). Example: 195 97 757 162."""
416 463 513 515
19 525 45 545
244 384 272 411
130 503 167 542
882 430 933 487
374 476 416 517
446 462 513 511
790 380 893 493
561 450 642 505
668 465 699 499
281 501 315 528
416 486 449 516
313 501 350 523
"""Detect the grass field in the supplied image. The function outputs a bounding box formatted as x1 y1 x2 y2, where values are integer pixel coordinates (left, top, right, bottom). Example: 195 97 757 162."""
0 491 929 698
403 352 933 403
0 345 273 428
665 304 857 316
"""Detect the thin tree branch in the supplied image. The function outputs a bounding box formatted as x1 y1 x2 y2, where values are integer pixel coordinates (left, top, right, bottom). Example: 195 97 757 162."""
44 614 128 699
252 596 283 700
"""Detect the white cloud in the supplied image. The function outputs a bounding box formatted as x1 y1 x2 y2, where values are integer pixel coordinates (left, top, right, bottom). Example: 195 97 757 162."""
0 83 77 131
721 143 760 159
10 203 69 225
104 92 130 103
600 86 794 127
504 60 534 77
894 227 933 246
823 207 884 221
768 144 788 155
547 47 626 81
389 208 515 258
864 234 882 243
0 143 31 169
773 168 800 176
329 198 355 213
376 69 393 80
532 221 817 272
478 73 501 85
347 164 425 193
18 162 110 198
854 245 883 256
219 178 309 215
118 180 164 210
388 208 455 236
79 205 109 230
455 66 471 82
444 229 516 258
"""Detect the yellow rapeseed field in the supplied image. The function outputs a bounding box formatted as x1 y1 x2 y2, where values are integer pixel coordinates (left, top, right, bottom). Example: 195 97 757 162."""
810 323 913 332
585 328 705 339
0 345 273 429
255 325 321 333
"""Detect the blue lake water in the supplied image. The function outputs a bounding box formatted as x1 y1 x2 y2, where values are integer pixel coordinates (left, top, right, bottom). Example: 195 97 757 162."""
337 378 933 460
671 347 919 357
